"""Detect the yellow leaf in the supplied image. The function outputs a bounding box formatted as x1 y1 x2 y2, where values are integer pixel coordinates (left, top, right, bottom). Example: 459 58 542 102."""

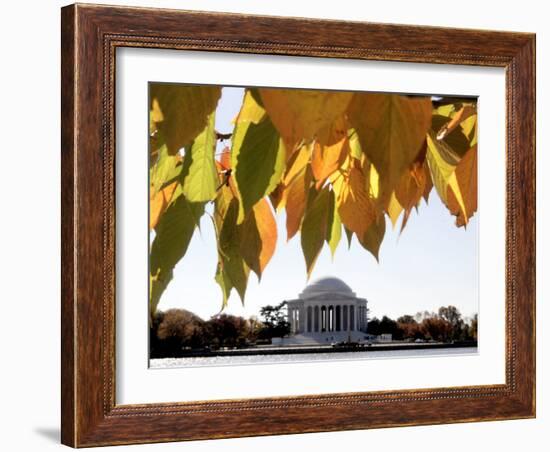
235 89 266 124
333 166 375 238
426 131 457 205
348 93 432 199
283 143 312 186
311 116 349 183
369 164 380 199
386 193 403 228
259 88 353 154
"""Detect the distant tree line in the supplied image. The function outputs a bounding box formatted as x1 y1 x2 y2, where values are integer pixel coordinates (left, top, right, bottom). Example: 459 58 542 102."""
367 306 477 343
150 304 476 358
150 303 290 358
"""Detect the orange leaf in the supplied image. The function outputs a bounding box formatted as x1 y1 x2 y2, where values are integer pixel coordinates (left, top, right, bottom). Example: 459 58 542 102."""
218 146 232 170
239 198 278 279
149 181 178 230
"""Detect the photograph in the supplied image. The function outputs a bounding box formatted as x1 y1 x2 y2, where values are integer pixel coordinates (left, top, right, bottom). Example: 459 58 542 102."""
148 83 479 368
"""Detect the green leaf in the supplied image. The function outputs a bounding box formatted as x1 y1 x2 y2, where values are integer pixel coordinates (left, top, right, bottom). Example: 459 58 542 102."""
348 93 432 198
150 144 182 197
231 117 286 222
180 114 218 202
217 199 250 303
150 84 221 155
149 196 205 313
301 187 331 277
214 261 233 308
150 269 173 317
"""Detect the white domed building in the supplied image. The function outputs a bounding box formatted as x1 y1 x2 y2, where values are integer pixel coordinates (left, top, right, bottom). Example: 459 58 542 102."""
281 277 369 345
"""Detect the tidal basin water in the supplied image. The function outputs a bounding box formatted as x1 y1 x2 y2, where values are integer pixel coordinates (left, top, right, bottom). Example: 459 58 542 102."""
150 347 477 369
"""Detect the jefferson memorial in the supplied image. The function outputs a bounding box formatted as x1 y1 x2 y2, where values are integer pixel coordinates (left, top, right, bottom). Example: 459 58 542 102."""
281 277 369 345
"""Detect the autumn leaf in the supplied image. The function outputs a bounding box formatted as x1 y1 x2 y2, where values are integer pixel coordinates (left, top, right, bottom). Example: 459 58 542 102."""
150 144 182 197
357 215 386 261
239 198 278 280
216 198 250 304
332 165 375 238
301 187 332 277
259 88 353 153
285 165 313 240
326 192 342 258
348 93 432 198
426 131 457 205
436 105 477 141
180 113 218 202
149 196 206 313
311 116 349 184
148 86 479 312
235 89 265 124
395 161 426 212
150 84 221 155
422 159 433 202
431 114 471 161
386 193 404 228
426 131 469 220
283 143 312 186
231 116 286 222
149 181 178 230
447 145 478 226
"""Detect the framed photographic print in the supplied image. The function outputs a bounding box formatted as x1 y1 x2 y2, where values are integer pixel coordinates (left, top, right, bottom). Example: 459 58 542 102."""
61 3 536 447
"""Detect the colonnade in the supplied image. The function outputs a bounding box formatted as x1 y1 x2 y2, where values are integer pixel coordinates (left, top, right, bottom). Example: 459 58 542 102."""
288 304 367 334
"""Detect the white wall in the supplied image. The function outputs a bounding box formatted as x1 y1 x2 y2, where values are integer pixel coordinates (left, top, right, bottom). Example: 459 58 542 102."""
1 0 546 451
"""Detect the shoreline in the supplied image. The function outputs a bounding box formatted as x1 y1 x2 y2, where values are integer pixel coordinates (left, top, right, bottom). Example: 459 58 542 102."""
152 341 478 360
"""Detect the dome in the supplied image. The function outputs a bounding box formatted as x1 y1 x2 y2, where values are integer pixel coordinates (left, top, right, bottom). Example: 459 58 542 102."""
300 276 355 299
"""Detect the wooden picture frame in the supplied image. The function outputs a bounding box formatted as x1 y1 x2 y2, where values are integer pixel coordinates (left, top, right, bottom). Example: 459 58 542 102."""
61 3 536 447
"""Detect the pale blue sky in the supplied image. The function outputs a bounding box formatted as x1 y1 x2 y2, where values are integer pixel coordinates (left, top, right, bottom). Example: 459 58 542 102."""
156 87 478 322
